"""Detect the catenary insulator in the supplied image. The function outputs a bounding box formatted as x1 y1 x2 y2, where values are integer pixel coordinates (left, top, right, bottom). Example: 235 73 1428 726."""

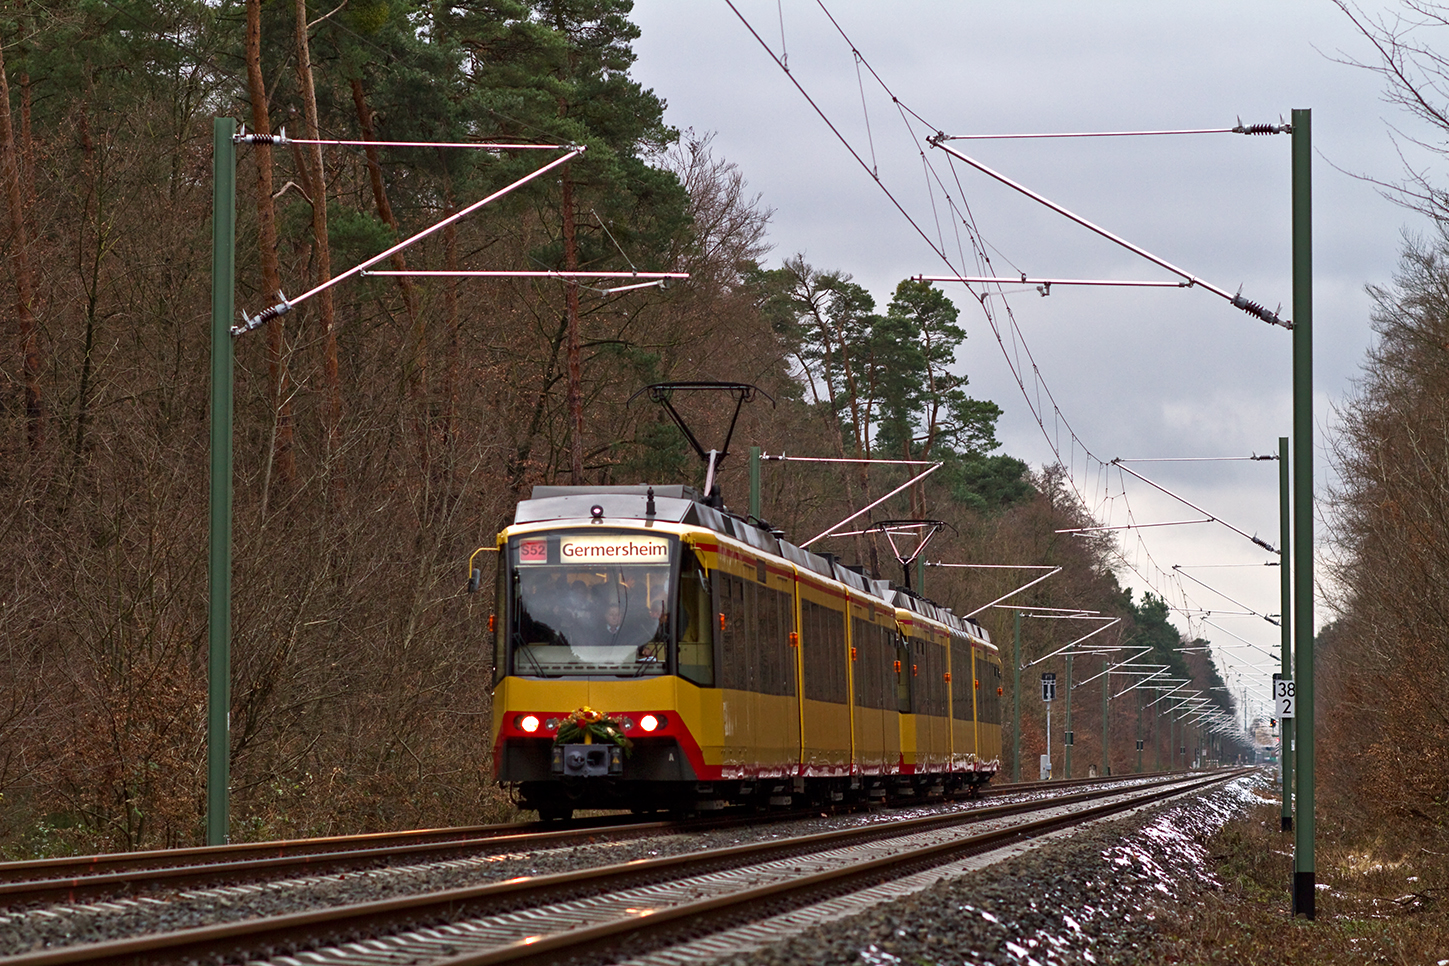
1232 293 1292 330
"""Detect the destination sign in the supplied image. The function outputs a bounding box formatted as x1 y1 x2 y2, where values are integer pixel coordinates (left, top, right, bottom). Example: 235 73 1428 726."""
559 534 671 563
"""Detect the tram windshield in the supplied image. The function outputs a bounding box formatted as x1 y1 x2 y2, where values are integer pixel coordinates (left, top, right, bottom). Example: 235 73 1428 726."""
507 531 675 677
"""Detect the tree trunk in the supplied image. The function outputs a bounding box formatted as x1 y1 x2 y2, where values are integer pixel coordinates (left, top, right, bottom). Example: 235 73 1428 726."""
294 0 341 468
65 109 100 510
440 171 459 459
18 31 33 217
562 168 584 482
248 0 295 508
0 38 42 453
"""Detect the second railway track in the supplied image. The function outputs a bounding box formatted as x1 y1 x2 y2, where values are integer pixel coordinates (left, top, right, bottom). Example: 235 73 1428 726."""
0 771 1170 908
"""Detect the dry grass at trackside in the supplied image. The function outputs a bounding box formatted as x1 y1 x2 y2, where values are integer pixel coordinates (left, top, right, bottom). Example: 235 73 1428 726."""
1152 787 1449 965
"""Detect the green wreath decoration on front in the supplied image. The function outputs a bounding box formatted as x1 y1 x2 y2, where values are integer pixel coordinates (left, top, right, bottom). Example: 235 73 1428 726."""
554 706 633 755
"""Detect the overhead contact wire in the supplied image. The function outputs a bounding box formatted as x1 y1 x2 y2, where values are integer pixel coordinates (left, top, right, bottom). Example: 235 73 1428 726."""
740 0 1234 632
818 14 1280 618
723 0 954 268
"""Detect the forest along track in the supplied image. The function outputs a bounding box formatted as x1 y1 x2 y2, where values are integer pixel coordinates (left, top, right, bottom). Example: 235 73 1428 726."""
0 772 1173 908
1 769 1248 966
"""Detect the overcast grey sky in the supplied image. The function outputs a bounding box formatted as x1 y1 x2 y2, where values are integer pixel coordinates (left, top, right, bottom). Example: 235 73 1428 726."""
629 1 1437 709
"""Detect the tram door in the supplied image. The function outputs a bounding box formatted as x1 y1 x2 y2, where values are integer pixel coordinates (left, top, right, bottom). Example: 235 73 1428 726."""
797 582 851 777
949 636 979 764
754 561 800 778
894 629 915 771
849 602 896 774
918 632 950 770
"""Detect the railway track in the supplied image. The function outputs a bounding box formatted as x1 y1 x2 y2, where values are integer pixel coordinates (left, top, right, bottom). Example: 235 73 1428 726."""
0 771 1170 908
1 768 1248 966
0 814 678 908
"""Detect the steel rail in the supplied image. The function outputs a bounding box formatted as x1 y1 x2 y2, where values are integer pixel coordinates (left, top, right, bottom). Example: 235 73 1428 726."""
0 800 922 907
1 771 1247 965
0 815 655 888
448 770 1248 966
0 769 1167 900
0 822 674 907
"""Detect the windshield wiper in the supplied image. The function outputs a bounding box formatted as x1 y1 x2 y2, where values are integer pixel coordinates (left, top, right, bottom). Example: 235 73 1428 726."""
513 630 549 677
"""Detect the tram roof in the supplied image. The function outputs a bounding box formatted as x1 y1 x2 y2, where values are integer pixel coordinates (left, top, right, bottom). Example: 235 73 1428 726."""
514 483 992 649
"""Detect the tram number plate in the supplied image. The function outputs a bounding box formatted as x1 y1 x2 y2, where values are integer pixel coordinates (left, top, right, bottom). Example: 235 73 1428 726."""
1273 674 1295 718
518 539 548 564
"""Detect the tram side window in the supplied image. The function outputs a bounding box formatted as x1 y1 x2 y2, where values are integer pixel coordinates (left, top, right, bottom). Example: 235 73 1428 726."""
718 573 746 691
911 638 947 717
986 660 1001 723
801 599 848 704
930 642 948 717
717 569 794 696
877 623 895 708
909 639 926 714
879 622 896 709
745 576 763 693
950 640 972 721
758 583 795 697
851 618 891 710
849 618 869 709
678 549 714 686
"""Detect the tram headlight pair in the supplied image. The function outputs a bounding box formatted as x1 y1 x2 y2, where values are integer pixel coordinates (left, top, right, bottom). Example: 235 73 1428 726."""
515 712 664 734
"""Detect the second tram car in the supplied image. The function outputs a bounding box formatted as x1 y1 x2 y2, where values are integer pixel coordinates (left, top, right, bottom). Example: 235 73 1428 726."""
484 484 1002 819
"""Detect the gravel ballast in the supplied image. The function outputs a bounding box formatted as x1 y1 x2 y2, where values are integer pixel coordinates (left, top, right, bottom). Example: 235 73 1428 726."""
0 774 1259 961
706 773 1265 966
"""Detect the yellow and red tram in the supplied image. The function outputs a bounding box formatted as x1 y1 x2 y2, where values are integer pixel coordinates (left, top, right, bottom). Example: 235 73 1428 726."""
484 484 1002 820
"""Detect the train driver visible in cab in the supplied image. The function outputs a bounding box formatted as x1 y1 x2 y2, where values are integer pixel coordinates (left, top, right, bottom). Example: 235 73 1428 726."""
637 597 670 662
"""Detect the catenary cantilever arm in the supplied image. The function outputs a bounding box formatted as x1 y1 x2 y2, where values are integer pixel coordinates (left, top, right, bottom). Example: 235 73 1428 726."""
926 136 1290 330
234 147 584 335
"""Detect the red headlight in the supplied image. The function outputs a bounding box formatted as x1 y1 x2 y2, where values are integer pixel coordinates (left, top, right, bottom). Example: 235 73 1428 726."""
640 714 664 732
518 714 541 733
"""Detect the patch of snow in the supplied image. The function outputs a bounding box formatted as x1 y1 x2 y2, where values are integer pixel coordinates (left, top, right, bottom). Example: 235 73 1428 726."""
858 944 903 965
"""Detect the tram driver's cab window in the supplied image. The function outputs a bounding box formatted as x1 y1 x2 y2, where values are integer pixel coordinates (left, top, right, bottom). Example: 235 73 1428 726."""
507 531 674 677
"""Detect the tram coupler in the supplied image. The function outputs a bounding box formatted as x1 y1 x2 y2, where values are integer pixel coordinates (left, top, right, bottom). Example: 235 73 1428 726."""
552 743 623 777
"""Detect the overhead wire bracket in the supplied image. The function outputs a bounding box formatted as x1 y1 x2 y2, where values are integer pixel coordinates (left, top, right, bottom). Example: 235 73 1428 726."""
230 145 584 337
924 133 1293 330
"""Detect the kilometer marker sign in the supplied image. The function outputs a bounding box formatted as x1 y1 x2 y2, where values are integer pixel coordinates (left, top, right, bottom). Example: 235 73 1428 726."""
1273 673 1296 718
